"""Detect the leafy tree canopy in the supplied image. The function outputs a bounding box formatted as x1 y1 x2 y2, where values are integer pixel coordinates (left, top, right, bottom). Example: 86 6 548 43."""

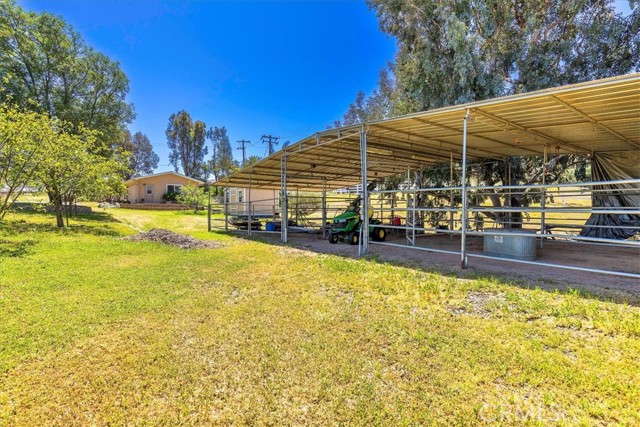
208 126 237 181
0 104 52 218
0 103 126 226
166 110 208 180
368 0 639 112
244 155 261 167
0 0 135 154
175 184 207 213
118 130 159 179
37 122 127 227
341 0 639 226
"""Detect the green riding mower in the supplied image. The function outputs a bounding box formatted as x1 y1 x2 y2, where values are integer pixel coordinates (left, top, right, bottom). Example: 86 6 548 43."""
327 186 387 245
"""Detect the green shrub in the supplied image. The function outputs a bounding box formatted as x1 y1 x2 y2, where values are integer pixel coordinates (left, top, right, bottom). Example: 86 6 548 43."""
162 191 179 202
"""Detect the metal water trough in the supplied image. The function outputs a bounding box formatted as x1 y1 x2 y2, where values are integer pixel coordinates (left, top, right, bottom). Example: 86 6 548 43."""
483 229 537 260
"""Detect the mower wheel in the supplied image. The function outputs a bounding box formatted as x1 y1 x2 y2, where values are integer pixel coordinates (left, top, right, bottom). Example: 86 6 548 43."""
372 227 387 242
328 232 339 244
348 231 359 245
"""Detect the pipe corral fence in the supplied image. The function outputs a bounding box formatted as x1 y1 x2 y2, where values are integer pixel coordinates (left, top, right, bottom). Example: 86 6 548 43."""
208 179 640 280
209 74 640 281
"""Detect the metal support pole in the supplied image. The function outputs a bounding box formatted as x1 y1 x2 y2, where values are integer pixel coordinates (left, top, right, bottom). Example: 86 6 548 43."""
411 191 416 245
460 109 470 269
405 190 416 246
359 127 369 256
280 154 288 243
507 160 512 228
295 187 299 225
449 151 454 240
541 144 548 248
321 178 327 239
207 184 211 232
224 187 229 232
247 173 252 237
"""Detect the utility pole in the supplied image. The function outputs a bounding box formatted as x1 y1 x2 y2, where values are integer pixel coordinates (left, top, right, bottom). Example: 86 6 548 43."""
237 139 250 165
261 134 280 156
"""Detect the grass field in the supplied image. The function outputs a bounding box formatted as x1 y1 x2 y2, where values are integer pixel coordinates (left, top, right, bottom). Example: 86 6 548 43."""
1 206 639 426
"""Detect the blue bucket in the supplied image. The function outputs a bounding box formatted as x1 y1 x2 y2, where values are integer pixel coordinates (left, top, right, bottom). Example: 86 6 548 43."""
265 221 277 231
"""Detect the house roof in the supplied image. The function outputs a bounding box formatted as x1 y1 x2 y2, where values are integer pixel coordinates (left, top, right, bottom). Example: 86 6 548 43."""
124 171 204 186
213 73 640 191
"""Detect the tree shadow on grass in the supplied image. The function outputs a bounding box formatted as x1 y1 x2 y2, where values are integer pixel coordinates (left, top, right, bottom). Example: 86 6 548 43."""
9 208 120 223
0 212 124 238
0 238 38 258
0 212 127 260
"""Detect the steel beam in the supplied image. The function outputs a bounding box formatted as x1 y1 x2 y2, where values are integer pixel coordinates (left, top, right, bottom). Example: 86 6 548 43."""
359 127 369 256
471 107 586 155
280 154 288 243
224 187 229 232
550 95 640 149
247 173 252 237
460 110 470 269
412 116 542 156
321 179 327 239
368 122 508 160
541 144 547 248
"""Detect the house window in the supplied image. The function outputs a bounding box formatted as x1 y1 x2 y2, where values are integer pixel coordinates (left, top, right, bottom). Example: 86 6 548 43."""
167 184 182 193
145 185 153 195
238 190 244 203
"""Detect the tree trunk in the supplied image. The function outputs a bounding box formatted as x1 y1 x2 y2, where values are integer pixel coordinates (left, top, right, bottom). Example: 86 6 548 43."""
480 192 523 228
64 195 70 227
54 196 64 228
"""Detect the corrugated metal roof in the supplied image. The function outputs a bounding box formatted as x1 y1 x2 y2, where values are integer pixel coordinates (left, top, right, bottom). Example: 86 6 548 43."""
214 73 640 191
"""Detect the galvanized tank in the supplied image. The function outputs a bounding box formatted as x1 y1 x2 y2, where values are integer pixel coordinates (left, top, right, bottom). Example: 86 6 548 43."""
483 229 537 260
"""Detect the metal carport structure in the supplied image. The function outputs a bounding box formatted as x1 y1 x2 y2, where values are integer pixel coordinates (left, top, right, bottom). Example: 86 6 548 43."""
214 73 640 279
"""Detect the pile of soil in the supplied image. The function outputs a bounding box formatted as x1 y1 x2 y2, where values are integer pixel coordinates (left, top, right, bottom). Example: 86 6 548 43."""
125 228 221 249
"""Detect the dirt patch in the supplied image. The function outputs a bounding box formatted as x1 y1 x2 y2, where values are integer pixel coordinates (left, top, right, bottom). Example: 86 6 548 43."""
448 291 507 318
467 291 506 316
276 245 321 258
125 229 221 249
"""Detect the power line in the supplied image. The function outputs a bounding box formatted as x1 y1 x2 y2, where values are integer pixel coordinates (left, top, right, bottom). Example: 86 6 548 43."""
261 134 280 156
237 139 250 165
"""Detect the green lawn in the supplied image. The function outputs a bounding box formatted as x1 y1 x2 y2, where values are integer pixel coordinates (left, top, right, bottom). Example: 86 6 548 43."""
1 208 639 426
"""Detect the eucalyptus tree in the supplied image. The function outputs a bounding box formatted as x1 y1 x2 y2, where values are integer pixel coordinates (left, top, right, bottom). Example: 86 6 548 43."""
335 68 397 127
208 126 236 181
166 110 208 180
351 0 639 226
368 0 639 112
119 131 159 179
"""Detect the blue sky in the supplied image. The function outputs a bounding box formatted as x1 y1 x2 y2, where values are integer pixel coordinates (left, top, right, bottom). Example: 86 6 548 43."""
20 1 633 173
22 0 397 172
